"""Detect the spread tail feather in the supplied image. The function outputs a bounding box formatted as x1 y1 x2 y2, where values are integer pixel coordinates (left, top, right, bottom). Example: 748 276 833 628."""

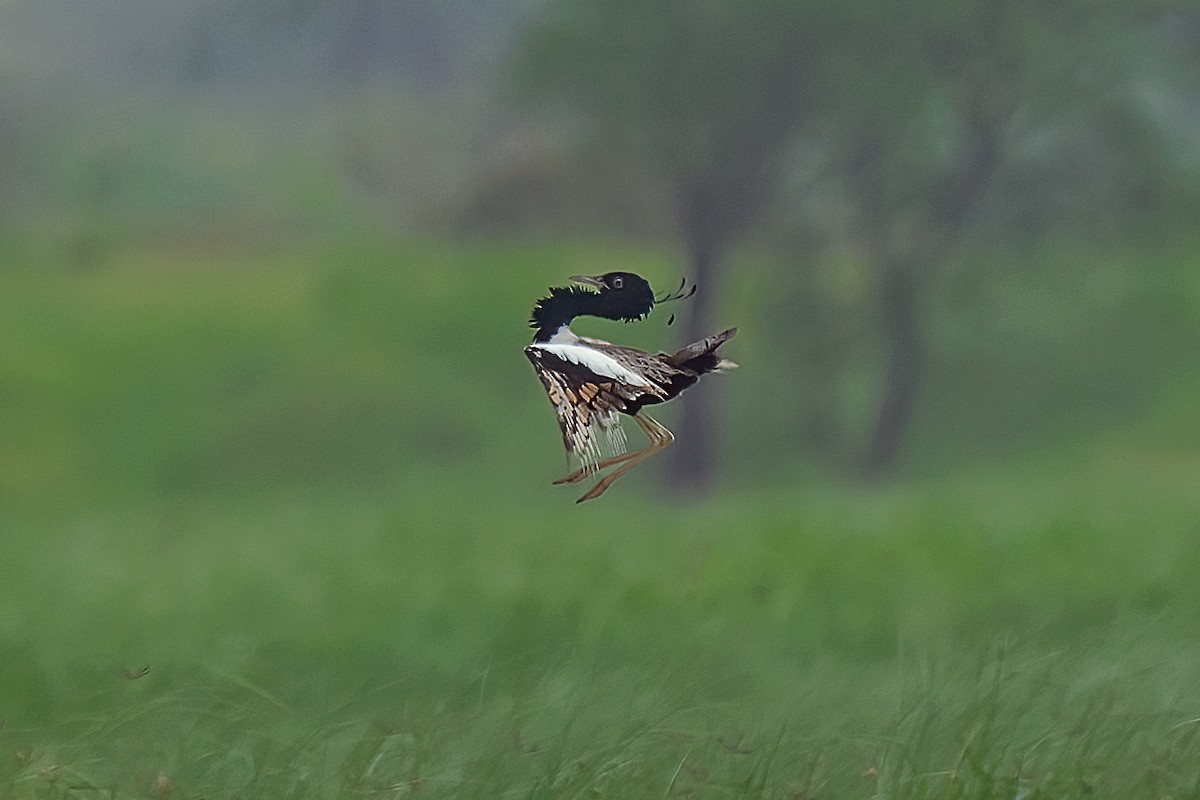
669 327 738 374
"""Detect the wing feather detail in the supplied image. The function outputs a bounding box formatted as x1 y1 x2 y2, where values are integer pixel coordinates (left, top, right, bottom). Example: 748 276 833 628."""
525 343 674 471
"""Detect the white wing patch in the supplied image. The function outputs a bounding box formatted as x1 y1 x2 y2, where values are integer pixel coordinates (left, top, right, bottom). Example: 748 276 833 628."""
526 327 668 474
597 411 628 460
528 342 656 389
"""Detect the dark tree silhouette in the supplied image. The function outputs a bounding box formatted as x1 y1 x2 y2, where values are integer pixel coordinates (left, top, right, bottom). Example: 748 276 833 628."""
514 0 822 490
820 0 1178 476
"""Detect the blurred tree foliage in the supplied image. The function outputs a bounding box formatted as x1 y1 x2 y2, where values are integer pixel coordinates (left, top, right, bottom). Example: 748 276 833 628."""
794 0 1196 476
515 0 827 488
512 0 1196 482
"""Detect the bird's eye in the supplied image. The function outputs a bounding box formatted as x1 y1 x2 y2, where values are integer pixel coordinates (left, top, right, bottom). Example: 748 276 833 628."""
611 277 624 289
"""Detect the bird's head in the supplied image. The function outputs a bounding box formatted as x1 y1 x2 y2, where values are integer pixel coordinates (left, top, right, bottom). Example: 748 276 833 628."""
570 272 656 323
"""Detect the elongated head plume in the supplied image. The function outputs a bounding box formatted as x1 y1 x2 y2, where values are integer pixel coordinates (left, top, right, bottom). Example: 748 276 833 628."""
654 276 697 326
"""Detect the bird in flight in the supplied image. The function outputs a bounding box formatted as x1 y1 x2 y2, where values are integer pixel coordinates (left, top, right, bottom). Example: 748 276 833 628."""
524 272 737 503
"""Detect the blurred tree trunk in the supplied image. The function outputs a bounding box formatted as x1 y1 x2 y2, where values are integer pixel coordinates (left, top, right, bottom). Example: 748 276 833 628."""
862 266 923 478
513 2 820 492
848 72 1003 477
665 183 728 491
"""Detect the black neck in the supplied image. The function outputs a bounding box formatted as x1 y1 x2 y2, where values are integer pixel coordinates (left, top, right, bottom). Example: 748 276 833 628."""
529 286 653 342
530 286 597 341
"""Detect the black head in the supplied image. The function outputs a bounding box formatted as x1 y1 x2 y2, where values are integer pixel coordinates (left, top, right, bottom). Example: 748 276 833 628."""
529 271 665 342
569 272 656 323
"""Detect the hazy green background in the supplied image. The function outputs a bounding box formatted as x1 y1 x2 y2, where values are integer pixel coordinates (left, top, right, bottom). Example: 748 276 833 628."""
1 2 1199 798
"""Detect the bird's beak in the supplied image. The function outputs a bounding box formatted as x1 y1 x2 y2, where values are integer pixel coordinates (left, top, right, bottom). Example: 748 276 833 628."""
570 275 604 290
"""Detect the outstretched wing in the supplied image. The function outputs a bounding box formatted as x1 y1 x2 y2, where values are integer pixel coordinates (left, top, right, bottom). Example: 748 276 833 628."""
524 344 665 471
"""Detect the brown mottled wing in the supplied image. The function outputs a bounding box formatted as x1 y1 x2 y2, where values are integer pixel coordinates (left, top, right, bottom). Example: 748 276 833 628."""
575 338 691 388
524 344 664 468
580 338 715 407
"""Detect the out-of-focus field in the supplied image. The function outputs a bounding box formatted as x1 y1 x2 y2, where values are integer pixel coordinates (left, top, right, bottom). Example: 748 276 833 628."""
2 234 1200 798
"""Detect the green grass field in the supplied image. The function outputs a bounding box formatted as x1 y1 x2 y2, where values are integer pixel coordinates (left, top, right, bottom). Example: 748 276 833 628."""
3 233 1200 798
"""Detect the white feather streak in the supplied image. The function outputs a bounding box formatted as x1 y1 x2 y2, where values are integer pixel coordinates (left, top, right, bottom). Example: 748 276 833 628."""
528 342 655 388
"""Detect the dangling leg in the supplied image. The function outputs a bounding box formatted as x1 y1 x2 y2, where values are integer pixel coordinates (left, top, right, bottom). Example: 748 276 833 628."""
576 413 674 503
553 448 643 485
552 414 636 484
